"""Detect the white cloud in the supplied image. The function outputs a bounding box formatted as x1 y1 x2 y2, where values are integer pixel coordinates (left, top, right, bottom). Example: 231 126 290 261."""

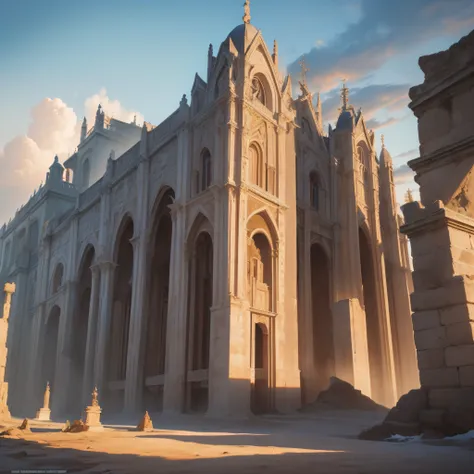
0 90 143 225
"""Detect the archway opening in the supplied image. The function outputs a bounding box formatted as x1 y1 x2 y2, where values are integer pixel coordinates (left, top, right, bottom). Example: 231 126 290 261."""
310 243 334 394
42 305 60 407
186 230 213 413
108 218 134 412
143 190 174 412
248 232 272 312
68 246 95 412
359 228 384 402
251 322 269 414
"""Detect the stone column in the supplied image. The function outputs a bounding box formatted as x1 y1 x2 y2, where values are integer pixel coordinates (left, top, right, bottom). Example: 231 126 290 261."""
124 235 148 413
0 283 15 420
163 203 187 414
81 264 101 405
94 261 116 392
53 280 77 415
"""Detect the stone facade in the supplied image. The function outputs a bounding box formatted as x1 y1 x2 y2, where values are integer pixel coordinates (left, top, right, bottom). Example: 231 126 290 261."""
401 29 474 432
0 9 416 418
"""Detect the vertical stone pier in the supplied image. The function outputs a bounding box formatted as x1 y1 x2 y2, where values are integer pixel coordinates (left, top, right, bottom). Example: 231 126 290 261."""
0 282 16 420
401 29 474 433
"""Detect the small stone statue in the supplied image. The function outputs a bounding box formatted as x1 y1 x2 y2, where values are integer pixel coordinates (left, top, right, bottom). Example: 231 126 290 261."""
43 381 50 409
91 386 99 407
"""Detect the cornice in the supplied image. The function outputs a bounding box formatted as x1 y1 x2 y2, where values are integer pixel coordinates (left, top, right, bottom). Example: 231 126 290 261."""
408 135 474 174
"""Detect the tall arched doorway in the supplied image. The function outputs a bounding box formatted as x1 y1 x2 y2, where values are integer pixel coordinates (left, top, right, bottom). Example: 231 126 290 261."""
143 189 174 411
108 217 134 412
359 227 384 402
185 229 213 413
310 243 334 394
68 246 95 412
249 231 273 414
42 305 60 406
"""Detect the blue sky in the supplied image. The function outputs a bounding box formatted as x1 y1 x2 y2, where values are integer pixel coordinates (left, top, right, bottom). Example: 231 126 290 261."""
1 0 473 223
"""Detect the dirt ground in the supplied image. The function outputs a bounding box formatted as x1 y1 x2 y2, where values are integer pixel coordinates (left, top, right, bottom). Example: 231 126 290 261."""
0 410 473 474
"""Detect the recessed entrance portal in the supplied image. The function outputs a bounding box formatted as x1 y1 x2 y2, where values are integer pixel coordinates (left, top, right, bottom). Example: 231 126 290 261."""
359 227 384 402
310 243 334 393
251 322 270 414
42 305 60 407
143 189 174 412
186 229 213 413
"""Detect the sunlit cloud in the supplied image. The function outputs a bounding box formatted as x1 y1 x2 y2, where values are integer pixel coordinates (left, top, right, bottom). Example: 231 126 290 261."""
0 91 143 225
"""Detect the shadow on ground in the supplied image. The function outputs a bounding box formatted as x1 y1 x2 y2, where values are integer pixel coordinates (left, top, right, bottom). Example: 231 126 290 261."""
0 412 472 474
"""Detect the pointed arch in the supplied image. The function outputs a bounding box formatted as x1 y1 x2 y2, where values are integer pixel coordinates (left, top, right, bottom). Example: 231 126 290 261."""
113 213 135 263
185 212 214 413
186 209 214 247
247 209 279 251
249 142 265 189
143 186 175 411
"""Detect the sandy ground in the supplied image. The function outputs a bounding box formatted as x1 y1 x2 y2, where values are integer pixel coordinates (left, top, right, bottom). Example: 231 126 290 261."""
0 410 473 474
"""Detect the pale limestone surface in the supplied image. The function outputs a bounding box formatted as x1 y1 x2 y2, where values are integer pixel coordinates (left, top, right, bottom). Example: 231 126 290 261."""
0 4 416 420
0 283 15 420
401 28 474 430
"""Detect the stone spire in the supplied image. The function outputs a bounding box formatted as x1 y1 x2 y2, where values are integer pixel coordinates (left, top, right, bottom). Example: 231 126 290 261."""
379 136 393 168
207 43 214 82
243 0 251 24
47 155 64 184
341 80 349 110
272 40 279 68
95 104 104 129
405 189 414 203
80 117 87 143
316 92 323 129
299 56 309 87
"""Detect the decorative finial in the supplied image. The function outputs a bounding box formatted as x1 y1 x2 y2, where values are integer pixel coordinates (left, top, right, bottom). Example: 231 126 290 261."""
243 0 251 24
92 386 99 406
381 134 385 148
341 79 349 110
272 40 279 68
405 189 414 203
299 56 309 86
180 94 188 107
54 155 59 163
133 114 137 125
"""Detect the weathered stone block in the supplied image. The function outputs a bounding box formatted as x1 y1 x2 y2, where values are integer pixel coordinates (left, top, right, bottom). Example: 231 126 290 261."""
445 344 474 367
420 408 445 427
412 310 440 331
414 326 448 350
419 368 459 387
413 276 474 312
459 365 474 386
417 348 445 369
440 303 474 326
446 321 474 345
429 387 474 409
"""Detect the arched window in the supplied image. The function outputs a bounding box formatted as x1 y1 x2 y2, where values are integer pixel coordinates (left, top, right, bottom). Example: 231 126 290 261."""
310 172 320 211
201 148 212 191
82 159 90 189
249 143 265 189
251 76 266 106
52 263 64 294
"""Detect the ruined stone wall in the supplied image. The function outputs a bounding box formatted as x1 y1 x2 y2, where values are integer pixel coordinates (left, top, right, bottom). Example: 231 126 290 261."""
401 29 474 434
